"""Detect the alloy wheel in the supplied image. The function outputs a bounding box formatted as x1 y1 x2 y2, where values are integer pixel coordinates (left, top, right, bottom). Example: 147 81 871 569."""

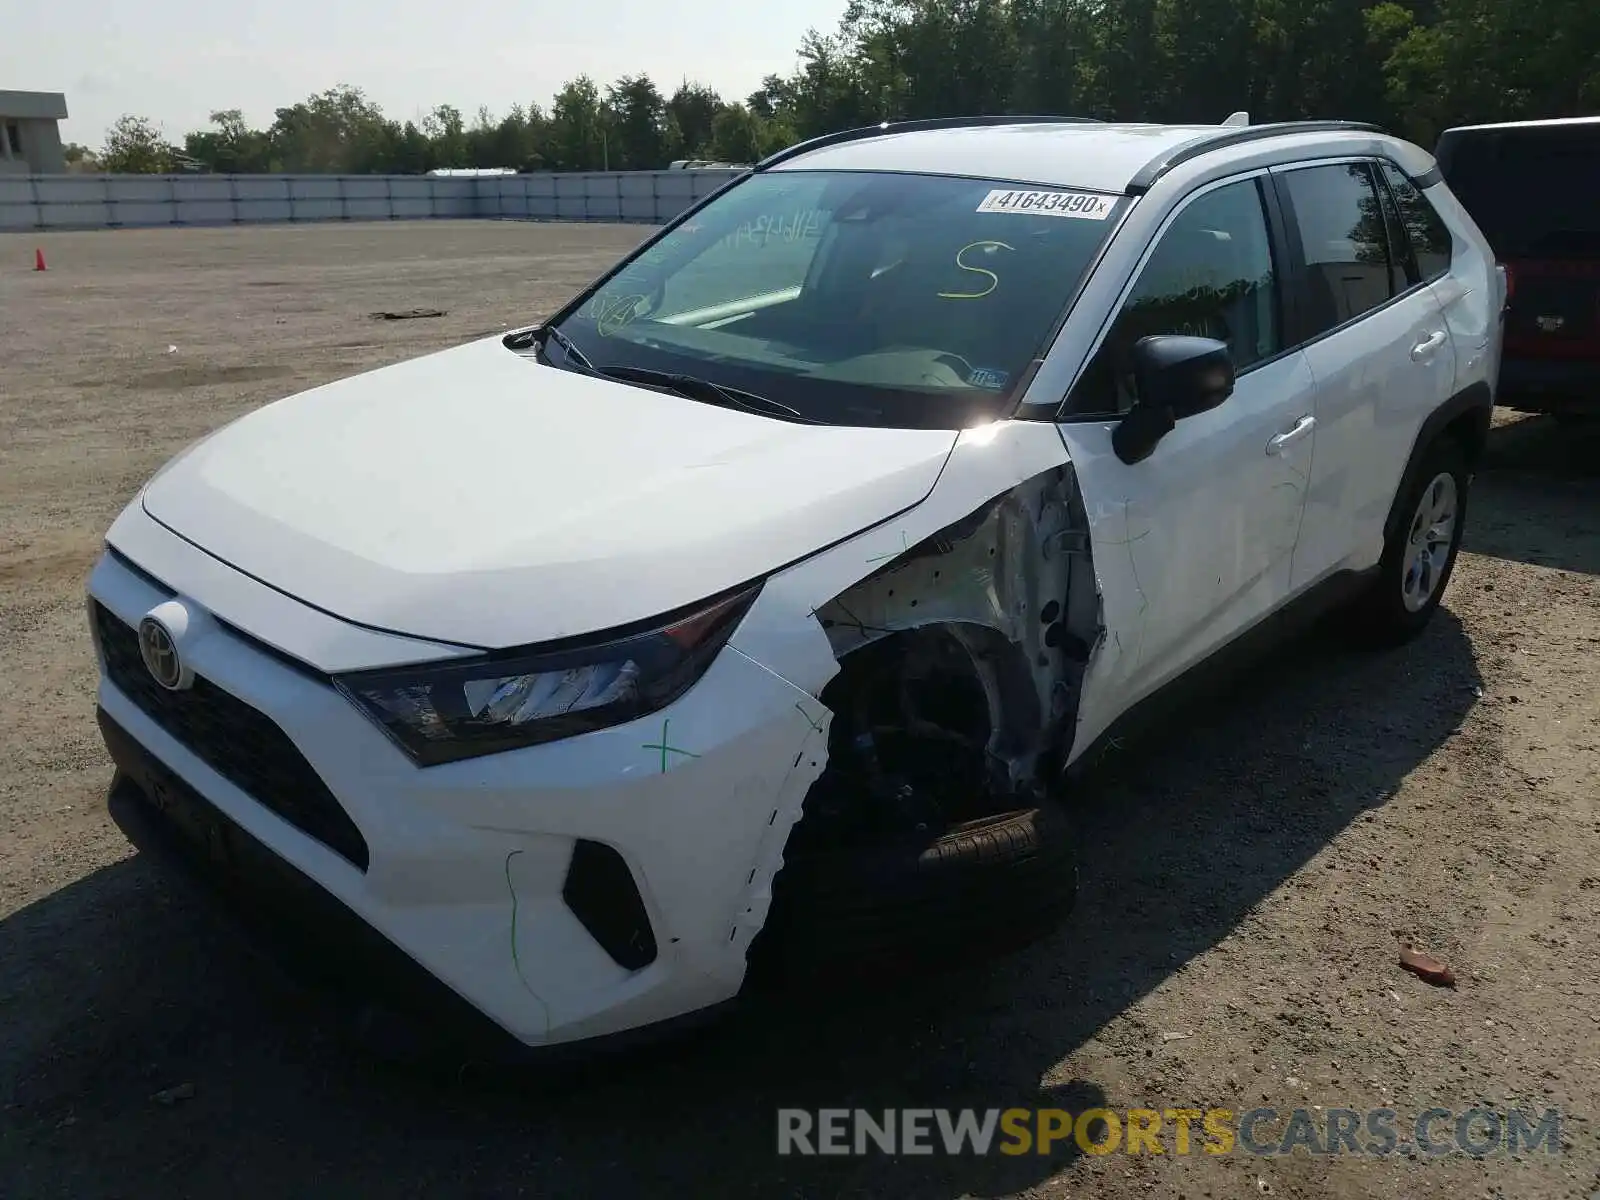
1400 471 1459 613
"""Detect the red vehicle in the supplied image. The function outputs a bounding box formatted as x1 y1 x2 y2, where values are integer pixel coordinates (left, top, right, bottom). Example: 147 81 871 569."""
1435 116 1600 419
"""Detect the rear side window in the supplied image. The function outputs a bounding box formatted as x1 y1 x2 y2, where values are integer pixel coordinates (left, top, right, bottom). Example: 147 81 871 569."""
1279 162 1397 337
1379 161 1453 280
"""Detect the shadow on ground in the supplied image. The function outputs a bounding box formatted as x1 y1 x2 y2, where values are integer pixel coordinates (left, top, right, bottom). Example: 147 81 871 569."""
1470 414 1600 575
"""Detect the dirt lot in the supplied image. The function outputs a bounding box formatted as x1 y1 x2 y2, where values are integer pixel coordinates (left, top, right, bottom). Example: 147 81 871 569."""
2 221 1598 1200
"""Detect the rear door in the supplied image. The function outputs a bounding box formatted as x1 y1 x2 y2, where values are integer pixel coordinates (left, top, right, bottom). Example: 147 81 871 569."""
1271 159 1458 590
1437 123 1600 371
1376 160 1499 401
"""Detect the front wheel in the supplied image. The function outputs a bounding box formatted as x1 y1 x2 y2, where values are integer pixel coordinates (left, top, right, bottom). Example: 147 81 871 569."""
1350 435 1470 645
746 803 1078 987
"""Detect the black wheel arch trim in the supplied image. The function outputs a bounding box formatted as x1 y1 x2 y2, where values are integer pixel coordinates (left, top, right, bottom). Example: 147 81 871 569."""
1380 380 1491 545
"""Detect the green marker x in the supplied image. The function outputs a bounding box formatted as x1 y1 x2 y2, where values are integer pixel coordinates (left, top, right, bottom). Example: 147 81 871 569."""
642 717 700 773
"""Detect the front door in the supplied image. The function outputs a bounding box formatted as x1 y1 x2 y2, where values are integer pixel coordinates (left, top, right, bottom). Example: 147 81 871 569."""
1056 172 1317 748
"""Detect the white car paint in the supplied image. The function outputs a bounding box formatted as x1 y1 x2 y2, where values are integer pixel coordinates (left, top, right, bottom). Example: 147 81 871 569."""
1422 181 1506 396
772 122 1236 197
104 501 477 673
1290 256 1459 586
728 419 1079 702
1015 128 1495 754
140 338 959 649
1054 349 1321 720
87 118 1500 1051
1048 169 1321 719
90 542 830 1044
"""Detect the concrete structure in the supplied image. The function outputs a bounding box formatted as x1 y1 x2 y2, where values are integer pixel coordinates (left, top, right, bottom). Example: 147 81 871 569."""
0 91 68 174
0 168 743 229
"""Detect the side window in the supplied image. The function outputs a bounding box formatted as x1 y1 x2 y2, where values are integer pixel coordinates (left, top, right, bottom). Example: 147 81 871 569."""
1279 162 1396 337
1065 177 1280 416
1379 161 1454 280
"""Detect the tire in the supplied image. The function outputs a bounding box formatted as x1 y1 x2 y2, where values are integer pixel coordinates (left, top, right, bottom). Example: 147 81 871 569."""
1350 434 1470 646
746 803 1078 986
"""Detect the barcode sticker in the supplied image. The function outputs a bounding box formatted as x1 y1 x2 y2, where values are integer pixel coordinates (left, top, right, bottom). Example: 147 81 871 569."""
975 189 1116 220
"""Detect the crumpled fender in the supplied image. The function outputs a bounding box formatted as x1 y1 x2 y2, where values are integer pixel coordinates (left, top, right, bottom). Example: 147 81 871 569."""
728 420 1081 698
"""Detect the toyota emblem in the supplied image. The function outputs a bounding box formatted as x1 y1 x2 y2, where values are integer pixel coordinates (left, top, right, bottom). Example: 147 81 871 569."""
138 616 185 690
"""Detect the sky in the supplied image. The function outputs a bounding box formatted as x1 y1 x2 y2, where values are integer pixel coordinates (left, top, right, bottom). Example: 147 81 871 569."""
3 0 848 148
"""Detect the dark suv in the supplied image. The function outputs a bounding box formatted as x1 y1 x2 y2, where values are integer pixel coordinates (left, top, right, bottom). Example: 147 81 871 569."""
1435 117 1600 418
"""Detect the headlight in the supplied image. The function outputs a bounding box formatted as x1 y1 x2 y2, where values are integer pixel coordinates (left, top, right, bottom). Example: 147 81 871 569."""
334 584 761 766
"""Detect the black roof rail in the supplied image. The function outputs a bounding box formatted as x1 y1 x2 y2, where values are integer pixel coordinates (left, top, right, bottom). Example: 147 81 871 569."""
755 114 1103 171
1125 120 1387 193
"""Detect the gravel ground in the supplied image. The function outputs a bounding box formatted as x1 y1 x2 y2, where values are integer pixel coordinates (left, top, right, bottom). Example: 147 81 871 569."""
1 221 1597 1200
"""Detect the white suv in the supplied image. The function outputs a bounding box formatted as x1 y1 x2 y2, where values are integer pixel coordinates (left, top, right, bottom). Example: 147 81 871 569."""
88 116 1502 1058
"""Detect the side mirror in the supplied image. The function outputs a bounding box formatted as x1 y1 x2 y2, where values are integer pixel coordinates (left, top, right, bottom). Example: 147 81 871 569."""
1111 335 1236 465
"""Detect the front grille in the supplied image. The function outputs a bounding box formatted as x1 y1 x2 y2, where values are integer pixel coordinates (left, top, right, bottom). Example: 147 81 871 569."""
94 601 370 871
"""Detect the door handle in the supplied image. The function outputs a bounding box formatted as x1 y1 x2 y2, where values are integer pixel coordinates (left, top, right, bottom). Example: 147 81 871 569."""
1266 415 1315 456
1411 330 1448 361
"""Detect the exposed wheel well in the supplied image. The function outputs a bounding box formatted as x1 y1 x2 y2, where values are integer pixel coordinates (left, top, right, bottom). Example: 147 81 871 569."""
786 624 1045 859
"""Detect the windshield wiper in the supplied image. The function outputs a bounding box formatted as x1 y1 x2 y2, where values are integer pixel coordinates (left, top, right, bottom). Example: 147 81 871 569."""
533 331 817 424
536 324 597 373
595 366 819 424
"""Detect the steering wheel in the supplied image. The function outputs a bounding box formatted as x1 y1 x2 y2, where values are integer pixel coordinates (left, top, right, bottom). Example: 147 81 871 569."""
933 351 976 382
595 284 667 337
642 273 667 316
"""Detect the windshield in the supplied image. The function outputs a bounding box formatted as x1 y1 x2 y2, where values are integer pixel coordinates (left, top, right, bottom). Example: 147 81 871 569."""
1439 125 1600 260
546 170 1125 429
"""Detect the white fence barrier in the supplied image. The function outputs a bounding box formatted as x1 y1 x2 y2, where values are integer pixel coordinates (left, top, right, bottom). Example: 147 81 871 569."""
0 169 745 231
482 169 741 222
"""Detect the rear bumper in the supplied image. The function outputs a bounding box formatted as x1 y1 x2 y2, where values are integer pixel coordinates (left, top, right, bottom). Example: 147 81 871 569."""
1497 355 1600 411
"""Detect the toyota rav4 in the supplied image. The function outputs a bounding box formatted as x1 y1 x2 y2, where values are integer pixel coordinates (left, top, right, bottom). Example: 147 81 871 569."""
88 116 1503 1058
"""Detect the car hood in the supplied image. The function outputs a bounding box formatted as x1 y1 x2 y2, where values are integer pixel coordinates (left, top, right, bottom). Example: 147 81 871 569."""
139 337 959 650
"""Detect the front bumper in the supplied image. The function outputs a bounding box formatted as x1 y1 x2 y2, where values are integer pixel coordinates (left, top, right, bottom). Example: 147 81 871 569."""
101 715 542 1060
88 540 829 1049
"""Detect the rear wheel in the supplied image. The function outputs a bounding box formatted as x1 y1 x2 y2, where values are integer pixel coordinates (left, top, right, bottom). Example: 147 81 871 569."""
1350 435 1470 645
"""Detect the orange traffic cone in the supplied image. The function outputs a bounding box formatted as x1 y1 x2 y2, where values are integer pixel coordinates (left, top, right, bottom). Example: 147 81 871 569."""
33 247 46 271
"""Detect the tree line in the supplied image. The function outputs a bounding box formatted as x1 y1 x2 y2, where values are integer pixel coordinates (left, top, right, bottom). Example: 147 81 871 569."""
91 0 1597 175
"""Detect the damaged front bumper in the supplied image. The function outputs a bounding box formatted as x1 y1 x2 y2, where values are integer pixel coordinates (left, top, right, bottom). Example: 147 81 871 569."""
88 418 1107 1051
88 543 829 1051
